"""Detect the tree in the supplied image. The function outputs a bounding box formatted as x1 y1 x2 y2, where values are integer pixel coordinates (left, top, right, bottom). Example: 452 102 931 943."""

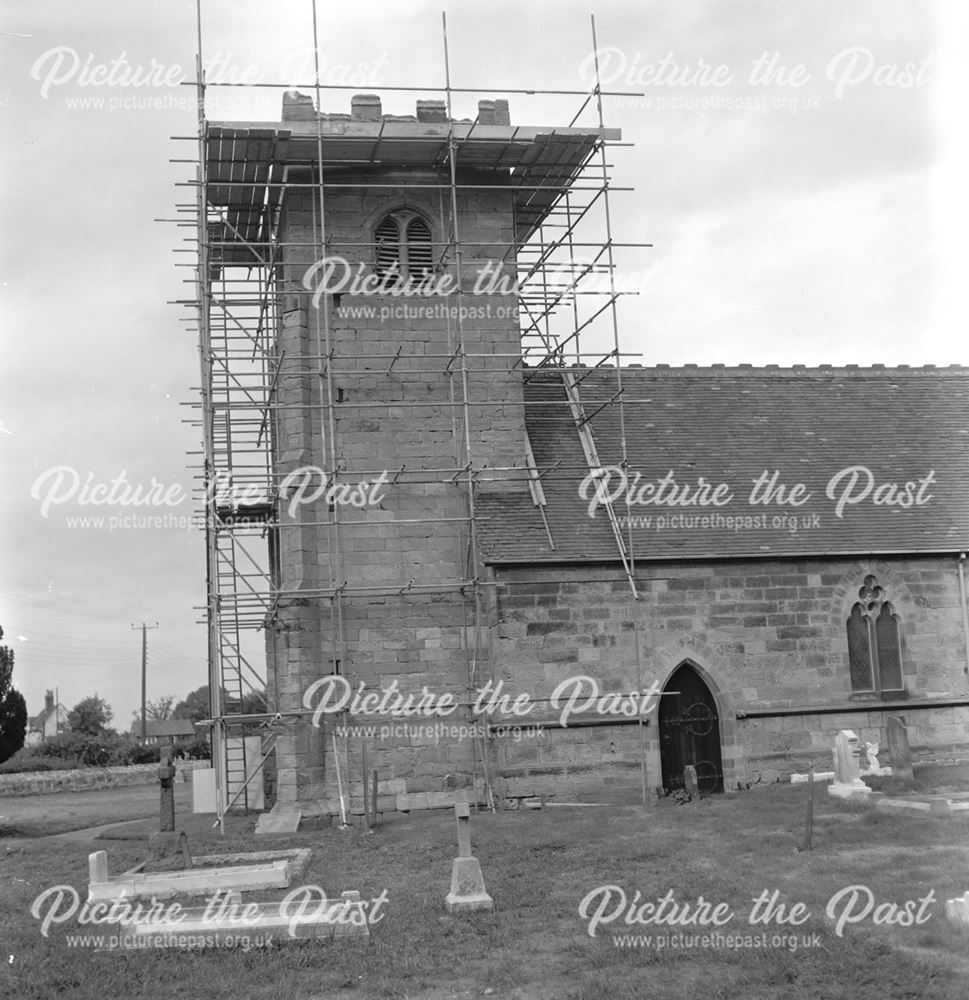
66 694 113 736
173 685 267 739
131 695 176 723
172 685 210 723
239 689 269 716
173 685 267 723
0 627 27 765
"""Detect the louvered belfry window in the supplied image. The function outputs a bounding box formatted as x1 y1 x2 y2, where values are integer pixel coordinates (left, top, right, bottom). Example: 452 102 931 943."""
846 574 904 696
374 216 400 283
374 211 433 288
405 218 433 281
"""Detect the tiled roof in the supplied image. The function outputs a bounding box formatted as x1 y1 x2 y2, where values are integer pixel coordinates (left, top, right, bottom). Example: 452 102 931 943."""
476 365 969 564
130 719 196 738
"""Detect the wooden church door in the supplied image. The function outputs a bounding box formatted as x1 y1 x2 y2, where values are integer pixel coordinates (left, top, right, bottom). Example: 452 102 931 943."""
658 662 724 794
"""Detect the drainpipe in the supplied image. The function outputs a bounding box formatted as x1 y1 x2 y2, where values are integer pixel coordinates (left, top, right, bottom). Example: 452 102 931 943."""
958 553 969 676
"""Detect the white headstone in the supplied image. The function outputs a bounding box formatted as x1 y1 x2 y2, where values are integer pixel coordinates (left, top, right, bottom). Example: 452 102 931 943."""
833 730 861 783
828 729 872 800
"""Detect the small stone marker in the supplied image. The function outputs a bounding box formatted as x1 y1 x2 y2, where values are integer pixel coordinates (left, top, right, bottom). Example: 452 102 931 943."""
828 730 871 800
159 747 176 833
683 765 700 801
946 891 969 927
886 717 914 782
255 806 302 835
90 850 109 885
445 795 493 913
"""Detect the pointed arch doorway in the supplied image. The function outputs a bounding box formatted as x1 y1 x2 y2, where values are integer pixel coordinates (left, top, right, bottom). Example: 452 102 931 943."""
658 662 724 794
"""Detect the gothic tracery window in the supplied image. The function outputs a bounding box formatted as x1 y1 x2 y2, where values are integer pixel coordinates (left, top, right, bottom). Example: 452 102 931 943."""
846 574 903 696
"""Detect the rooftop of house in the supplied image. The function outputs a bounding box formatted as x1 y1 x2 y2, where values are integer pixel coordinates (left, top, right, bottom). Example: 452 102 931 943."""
476 364 969 564
27 708 60 730
28 692 65 731
130 719 197 739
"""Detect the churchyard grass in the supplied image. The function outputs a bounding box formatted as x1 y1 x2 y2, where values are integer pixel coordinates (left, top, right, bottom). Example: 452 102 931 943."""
0 782 194 838
3 768 969 999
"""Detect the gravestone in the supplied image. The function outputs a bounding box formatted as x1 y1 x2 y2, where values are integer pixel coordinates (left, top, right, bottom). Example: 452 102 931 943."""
862 741 891 777
444 794 493 913
455 801 472 857
832 730 861 783
159 747 176 832
828 729 871 800
148 827 192 864
946 891 969 927
255 806 302 835
886 717 914 782
683 765 699 802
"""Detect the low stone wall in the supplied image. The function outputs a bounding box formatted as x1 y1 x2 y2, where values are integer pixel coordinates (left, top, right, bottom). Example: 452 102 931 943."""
0 759 208 797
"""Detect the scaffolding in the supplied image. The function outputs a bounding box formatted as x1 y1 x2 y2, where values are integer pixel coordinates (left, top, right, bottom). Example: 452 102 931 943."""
175 7 652 829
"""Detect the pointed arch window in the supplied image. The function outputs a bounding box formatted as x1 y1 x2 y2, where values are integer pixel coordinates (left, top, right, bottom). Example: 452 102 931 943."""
373 211 434 288
846 574 904 696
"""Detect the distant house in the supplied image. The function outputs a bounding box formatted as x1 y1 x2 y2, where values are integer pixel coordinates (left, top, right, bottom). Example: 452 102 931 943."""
130 718 196 744
26 690 67 746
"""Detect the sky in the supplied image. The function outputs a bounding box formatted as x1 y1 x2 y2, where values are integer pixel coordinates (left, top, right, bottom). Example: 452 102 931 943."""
1 0 966 728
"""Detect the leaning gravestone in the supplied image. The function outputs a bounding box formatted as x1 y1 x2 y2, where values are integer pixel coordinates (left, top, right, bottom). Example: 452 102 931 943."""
828 730 871 800
886 717 914 782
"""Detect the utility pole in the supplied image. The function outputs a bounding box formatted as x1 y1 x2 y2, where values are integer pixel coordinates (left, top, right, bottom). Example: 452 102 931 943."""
132 623 159 740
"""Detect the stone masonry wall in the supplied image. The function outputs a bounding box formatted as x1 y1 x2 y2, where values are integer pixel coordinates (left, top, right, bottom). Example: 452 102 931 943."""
0 760 207 797
491 555 969 797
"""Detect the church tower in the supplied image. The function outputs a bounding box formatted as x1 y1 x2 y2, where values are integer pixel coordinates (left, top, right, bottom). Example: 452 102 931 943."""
202 90 616 814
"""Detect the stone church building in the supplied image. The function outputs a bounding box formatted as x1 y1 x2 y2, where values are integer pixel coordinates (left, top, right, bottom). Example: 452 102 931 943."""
478 363 969 798
207 92 969 815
